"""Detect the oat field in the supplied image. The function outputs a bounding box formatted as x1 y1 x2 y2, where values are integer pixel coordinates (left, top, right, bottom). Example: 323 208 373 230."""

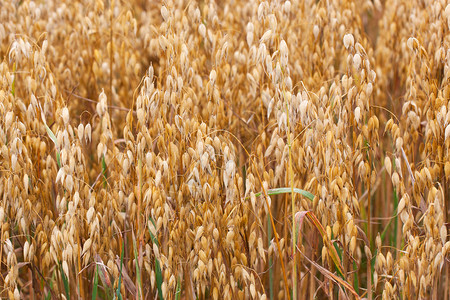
0 0 449 299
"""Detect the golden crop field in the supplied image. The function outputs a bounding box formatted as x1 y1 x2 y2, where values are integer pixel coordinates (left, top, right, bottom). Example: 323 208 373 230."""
0 0 449 299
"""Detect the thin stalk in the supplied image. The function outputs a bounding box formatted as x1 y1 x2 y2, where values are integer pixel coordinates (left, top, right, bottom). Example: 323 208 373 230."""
443 163 448 300
446 265 449 300
109 0 114 110
116 237 124 300
309 264 315 300
11 62 16 97
268 214 274 300
353 261 359 294
260 82 274 300
392 188 400 256
137 159 142 241
366 151 372 300
77 232 84 298
137 159 144 300
285 102 296 299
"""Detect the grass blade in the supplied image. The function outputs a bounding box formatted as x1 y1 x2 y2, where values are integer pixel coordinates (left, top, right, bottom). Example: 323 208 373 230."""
43 120 61 168
94 254 114 298
247 187 314 201
116 240 124 300
45 271 56 300
175 277 181 300
132 232 143 299
44 124 57 147
114 256 137 296
149 217 164 300
92 264 99 300
59 262 70 299
101 155 107 188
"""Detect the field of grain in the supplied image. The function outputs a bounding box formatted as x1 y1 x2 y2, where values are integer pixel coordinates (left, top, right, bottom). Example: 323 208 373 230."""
0 0 449 299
